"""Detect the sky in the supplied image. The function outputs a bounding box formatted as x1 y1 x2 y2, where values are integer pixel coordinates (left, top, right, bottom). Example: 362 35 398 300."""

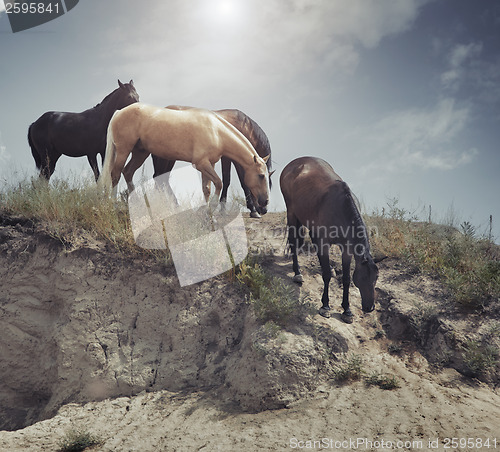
1 0 499 240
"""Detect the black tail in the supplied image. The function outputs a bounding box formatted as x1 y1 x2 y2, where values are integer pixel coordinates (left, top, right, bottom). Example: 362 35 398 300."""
28 124 42 170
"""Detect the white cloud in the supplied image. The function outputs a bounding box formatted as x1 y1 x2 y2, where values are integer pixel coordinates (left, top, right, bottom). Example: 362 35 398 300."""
438 42 500 109
441 42 483 90
356 99 478 174
109 0 426 103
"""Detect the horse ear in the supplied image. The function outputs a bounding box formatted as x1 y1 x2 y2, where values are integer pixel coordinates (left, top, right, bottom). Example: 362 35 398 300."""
269 169 276 177
262 155 270 163
129 80 134 86
118 79 124 88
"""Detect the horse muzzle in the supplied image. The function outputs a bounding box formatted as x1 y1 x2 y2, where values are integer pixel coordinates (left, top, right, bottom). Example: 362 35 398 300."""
256 197 269 215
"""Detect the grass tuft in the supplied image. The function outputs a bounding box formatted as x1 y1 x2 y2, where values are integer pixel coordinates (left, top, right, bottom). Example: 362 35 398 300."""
57 429 102 452
332 353 365 382
237 258 307 327
367 198 500 310
365 372 401 390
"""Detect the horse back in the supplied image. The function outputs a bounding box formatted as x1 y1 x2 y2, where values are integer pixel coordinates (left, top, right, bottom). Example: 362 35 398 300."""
280 156 350 234
216 109 271 162
111 103 221 160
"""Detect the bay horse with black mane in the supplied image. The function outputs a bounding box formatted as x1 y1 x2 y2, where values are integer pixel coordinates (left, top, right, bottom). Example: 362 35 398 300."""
142 106 273 218
99 103 270 214
280 156 379 323
28 80 139 181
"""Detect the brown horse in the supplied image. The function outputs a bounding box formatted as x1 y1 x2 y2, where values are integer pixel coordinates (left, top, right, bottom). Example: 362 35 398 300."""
99 103 270 213
146 106 273 218
280 156 379 323
28 80 139 181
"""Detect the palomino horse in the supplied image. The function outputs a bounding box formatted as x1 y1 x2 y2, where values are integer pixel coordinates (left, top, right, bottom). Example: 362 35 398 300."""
99 103 270 213
28 80 139 181
280 156 379 323
148 107 273 217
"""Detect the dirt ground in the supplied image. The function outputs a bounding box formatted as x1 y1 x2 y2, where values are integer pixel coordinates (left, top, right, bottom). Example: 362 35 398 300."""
0 212 499 451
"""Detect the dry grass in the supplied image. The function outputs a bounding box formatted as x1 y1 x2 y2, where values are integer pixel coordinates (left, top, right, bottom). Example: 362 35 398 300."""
367 199 500 310
0 176 170 264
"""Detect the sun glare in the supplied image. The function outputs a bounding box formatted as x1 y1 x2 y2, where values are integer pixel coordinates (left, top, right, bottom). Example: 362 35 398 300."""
212 0 238 21
218 1 235 17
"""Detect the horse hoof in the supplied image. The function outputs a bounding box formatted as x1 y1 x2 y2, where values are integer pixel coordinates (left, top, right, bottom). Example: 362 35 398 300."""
341 312 354 324
292 274 304 284
319 307 330 318
250 211 261 219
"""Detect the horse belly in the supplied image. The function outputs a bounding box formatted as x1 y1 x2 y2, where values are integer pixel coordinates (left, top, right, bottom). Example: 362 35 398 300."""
50 114 103 157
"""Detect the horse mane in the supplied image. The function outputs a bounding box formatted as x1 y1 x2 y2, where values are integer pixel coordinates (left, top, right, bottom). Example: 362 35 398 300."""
93 87 120 109
231 109 273 187
341 181 371 257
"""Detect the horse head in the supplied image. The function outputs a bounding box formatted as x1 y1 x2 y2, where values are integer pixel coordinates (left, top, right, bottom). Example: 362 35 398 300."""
116 79 140 109
245 154 271 215
352 252 379 313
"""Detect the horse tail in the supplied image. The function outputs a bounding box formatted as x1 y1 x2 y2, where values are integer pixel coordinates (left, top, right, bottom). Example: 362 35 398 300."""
28 123 42 170
98 114 117 190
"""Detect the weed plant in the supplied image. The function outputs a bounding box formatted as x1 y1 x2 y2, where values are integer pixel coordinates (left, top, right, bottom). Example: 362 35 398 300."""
237 257 307 327
332 353 365 382
365 372 401 390
367 198 500 309
461 339 498 378
57 429 102 452
1 177 132 246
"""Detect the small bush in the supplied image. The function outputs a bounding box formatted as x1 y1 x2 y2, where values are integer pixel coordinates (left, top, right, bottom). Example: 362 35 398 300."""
461 339 498 378
333 354 365 382
237 258 305 327
365 372 400 390
57 429 102 452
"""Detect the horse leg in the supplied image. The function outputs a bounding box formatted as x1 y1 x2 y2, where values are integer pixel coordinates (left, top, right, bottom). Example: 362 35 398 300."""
234 162 259 218
152 155 175 179
340 251 354 323
219 157 231 209
87 154 100 182
122 144 150 193
110 145 132 189
287 212 303 284
150 156 178 204
309 233 332 318
197 161 222 207
40 150 60 180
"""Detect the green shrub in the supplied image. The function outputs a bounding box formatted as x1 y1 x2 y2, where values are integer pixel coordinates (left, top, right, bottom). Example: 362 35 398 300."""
365 372 400 390
461 339 498 378
57 429 102 452
237 258 305 326
333 354 365 382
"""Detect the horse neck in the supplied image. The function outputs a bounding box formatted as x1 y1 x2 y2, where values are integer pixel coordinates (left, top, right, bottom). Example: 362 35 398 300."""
94 89 124 121
217 116 259 169
343 188 371 259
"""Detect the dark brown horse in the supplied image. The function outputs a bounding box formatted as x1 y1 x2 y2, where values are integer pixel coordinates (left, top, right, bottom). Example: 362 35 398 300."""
28 80 139 181
147 107 272 217
280 156 379 323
